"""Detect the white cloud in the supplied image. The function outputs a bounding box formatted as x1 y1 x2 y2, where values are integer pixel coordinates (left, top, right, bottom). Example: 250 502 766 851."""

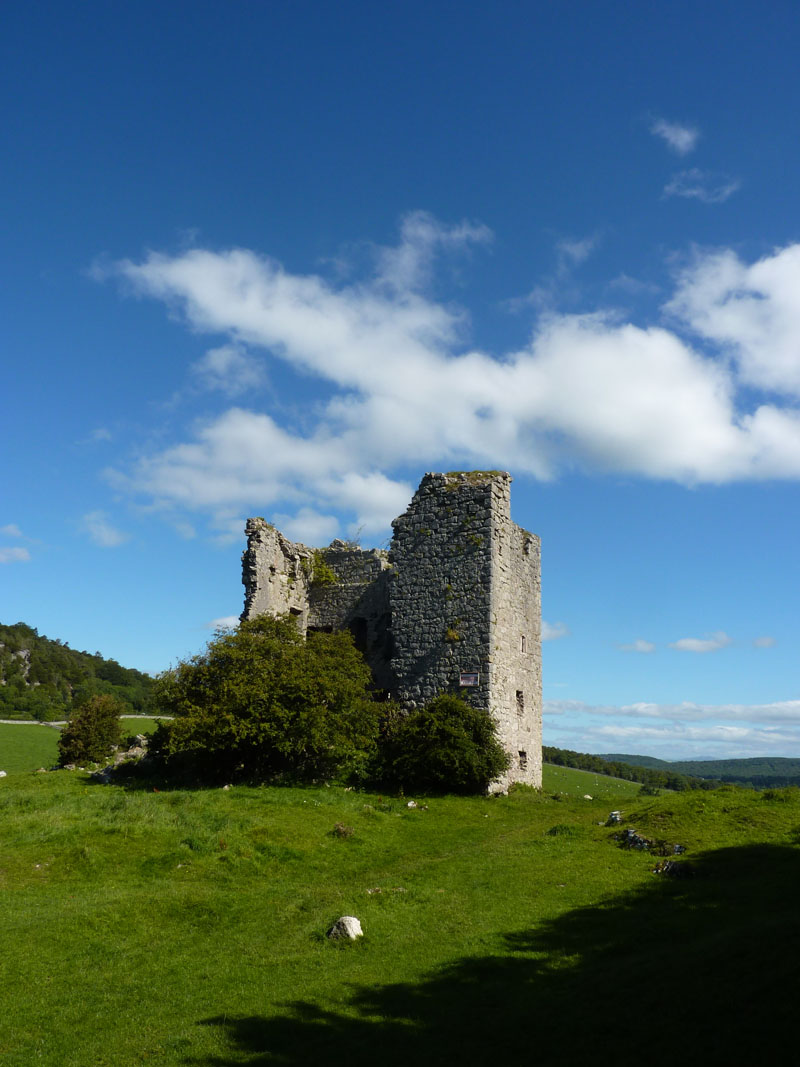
0 524 23 538
544 698 800 758
375 209 492 292
206 615 240 630
664 169 740 204
667 244 800 399
91 427 112 441
619 638 656 653
754 635 777 648
81 511 130 548
0 546 30 563
545 698 800 724
103 219 800 535
542 620 570 641
650 118 699 156
669 631 732 653
272 507 340 545
191 343 266 396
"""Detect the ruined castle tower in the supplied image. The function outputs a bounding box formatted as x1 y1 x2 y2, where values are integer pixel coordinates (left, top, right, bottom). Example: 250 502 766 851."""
241 471 541 789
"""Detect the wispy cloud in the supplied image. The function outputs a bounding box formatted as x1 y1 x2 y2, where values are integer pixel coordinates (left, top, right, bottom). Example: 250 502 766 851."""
81 510 130 548
191 343 267 396
753 635 777 648
206 615 240 630
650 117 699 155
0 546 30 563
544 698 800 758
619 638 656 653
542 620 570 641
664 168 740 204
669 631 732 653
556 234 600 271
0 524 23 538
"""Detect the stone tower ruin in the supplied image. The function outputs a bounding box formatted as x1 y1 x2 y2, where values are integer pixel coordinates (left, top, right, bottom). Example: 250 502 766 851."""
241 471 541 789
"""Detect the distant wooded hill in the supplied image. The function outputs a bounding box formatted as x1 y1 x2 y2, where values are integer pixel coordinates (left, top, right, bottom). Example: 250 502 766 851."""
0 622 154 721
599 752 800 790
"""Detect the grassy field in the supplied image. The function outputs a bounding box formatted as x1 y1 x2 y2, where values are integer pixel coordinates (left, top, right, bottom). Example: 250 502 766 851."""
0 718 166 776
0 722 60 774
542 762 644 798
2 764 800 1066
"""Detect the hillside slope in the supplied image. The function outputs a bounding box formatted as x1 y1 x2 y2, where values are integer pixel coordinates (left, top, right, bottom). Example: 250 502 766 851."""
0 621 154 721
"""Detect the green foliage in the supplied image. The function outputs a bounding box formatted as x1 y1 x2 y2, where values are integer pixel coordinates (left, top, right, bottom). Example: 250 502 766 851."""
57 694 123 766
151 615 379 782
300 550 339 587
0 620 155 721
383 694 510 794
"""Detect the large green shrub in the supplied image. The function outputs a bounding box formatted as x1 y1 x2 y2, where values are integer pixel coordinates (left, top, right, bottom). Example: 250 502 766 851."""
151 615 380 782
58 694 123 765
384 694 509 794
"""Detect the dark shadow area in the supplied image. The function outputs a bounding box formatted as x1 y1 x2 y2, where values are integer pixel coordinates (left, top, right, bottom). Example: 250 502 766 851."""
193 843 800 1066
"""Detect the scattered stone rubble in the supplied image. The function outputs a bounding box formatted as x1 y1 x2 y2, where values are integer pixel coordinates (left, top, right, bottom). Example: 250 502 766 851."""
89 734 151 783
615 827 687 857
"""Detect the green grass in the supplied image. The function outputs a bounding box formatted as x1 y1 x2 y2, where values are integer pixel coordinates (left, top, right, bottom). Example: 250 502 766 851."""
0 718 165 776
542 762 645 798
2 769 800 1065
0 722 60 774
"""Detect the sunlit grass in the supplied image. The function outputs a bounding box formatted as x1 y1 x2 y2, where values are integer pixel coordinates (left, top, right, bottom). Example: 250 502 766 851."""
2 769 799 1065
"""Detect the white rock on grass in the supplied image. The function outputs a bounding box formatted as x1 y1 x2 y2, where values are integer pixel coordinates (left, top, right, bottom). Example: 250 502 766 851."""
0 770 7 778
327 916 363 940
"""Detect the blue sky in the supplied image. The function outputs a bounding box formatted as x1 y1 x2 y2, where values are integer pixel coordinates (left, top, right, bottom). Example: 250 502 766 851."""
3 1 800 759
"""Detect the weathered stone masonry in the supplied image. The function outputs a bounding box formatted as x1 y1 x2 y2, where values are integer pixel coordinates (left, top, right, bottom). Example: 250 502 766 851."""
241 471 541 789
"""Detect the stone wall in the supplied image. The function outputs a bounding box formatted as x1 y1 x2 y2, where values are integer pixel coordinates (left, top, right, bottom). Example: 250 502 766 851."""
241 470 542 789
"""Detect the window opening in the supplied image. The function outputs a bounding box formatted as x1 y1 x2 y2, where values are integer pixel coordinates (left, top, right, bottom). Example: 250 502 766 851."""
516 690 524 716
518 750 528 770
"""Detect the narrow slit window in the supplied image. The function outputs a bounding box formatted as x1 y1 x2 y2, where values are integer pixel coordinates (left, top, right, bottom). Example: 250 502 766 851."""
516 690 524 716
520 635 527 654
518 750 528 770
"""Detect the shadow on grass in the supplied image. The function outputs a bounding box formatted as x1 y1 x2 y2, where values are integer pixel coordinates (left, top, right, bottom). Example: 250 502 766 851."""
195 843 800 1066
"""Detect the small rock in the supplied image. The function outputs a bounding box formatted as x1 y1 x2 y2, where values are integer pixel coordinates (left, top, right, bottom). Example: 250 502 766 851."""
583 794 593 800
653 859 693 878
327 916 363 940
406 800 418 808
222 784 231 790
607 810 622 824
36 768 47 774
0 770 6 778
